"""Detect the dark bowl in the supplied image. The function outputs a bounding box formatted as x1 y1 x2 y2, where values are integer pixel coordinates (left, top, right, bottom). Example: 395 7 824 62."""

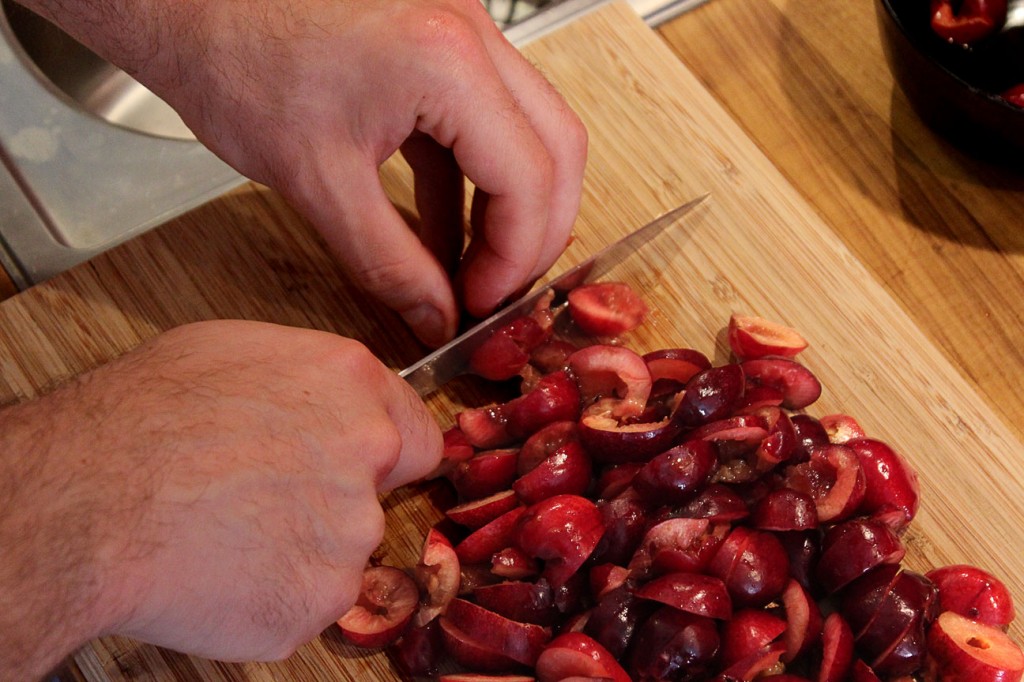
875 0 1024 164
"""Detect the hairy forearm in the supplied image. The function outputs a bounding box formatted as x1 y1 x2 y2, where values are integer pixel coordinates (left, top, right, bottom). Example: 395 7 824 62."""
12 0 208 95
0 380 122 680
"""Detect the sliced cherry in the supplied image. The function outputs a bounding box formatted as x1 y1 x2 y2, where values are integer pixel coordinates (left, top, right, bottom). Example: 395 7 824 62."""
567 281 649 337
643 347 712 393
750 488 819 531
727 313 808 359
337 565 419 648
784 444 866 524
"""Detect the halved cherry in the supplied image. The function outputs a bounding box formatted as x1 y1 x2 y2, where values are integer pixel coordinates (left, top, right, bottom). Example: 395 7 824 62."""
631 439 718 506
337 565 419 648
926 610 1024 681
589 563 631 600
535 631 632 682
706 525 790 608
490 546 540 580
679 483 750 523
578 411 680 464
784 444 866 524
674 363 746 427
505 370 583 440
741 357 822 410
513 440 592 505
518 420 580 475
444 598 552 668
781 578 823 663
438 615 522 673
516 494 605 588
926 564 1016 629
413 529 461 627
591 496 648 566
458 404 514 449
449 449 520 502
816 517 906 595
567 281 649 337
750 488 819 531
819 612 855 682
628 607 721 681
447 490 521 530
627 517 713 578
820 413 867 444
719 607 787 670
393 620 444 677
530 338 579 375
633 571 733 620
643 347 712 391
583 584 651 659
847 438 920 532
727 313 809 359
472 579 557 626
568 345 652 419
470 315 550 381
455 506 529 565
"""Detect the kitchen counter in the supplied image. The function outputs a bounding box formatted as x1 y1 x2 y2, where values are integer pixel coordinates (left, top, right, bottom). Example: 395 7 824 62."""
10 0 1020 680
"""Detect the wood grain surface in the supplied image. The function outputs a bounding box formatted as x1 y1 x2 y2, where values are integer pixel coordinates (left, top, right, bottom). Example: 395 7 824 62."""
658 0 1024 445
1 1 1016 680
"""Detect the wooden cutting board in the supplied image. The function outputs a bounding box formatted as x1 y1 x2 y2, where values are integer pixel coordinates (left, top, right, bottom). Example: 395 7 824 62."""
0 2 1019 679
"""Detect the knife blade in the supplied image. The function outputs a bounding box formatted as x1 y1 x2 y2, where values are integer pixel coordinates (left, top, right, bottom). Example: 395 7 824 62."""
399 193 710 396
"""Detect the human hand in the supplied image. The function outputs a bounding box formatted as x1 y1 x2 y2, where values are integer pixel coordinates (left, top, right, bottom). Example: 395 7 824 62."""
0 321 442 679
23 0 588 347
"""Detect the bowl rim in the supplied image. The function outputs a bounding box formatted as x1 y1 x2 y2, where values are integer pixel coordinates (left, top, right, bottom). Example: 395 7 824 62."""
878 0 1024 115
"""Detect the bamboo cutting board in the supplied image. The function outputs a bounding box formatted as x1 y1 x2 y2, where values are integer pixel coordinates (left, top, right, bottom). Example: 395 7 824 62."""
0 2 1019 679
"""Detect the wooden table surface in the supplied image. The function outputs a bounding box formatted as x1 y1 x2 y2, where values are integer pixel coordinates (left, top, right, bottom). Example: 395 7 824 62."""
22 0 1021 679
658 0 1024 445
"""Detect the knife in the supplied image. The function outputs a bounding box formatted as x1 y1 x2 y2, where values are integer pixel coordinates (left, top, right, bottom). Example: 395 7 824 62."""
399 193 711 396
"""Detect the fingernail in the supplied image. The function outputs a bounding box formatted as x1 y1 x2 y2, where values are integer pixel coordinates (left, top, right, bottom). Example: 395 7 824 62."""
403 302 448 348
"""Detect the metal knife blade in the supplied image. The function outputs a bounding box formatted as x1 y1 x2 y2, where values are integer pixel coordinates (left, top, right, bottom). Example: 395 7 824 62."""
399 193 710 396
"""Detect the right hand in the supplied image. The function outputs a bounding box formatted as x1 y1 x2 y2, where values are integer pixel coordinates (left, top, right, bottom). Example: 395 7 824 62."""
0 320 442 679
18 0 589 347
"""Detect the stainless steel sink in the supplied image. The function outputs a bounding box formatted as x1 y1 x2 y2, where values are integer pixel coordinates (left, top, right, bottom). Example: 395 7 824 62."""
0 0 705 291
0 1 243 288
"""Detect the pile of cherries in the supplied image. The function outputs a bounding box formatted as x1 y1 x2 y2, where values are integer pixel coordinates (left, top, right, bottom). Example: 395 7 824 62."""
337 282 1024 682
